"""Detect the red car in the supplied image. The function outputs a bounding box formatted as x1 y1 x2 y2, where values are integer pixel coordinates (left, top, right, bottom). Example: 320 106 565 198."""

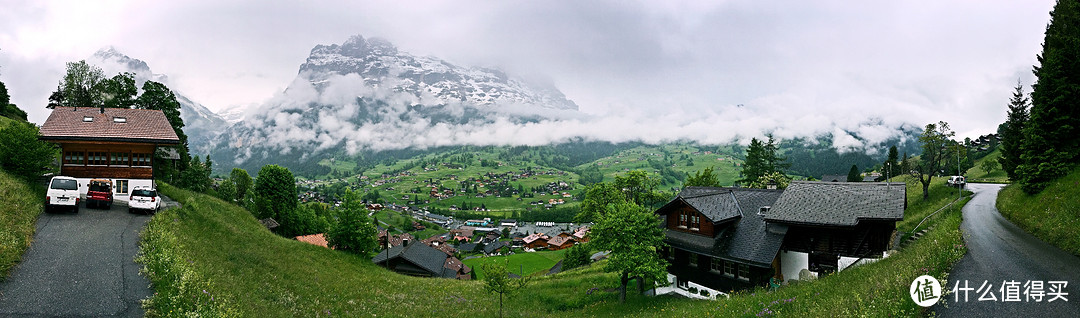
86 179 113 209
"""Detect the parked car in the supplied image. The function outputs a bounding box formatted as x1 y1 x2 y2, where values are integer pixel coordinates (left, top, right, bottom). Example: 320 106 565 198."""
86 179 113 209
947 176 966 188
45 176 80 213
128 187 161 214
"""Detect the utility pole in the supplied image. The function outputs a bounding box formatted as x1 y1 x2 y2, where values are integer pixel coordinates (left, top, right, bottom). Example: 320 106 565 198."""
957 145 961 200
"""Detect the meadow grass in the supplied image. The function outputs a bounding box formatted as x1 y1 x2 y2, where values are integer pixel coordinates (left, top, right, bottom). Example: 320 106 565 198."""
462 249 568 279
966 148 1009 183
997 167 1080 257
0 170 44 280
141 177 969 317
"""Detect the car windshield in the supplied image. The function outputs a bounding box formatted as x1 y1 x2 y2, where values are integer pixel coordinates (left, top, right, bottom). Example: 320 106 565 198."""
132 189 156 197
50 179 78 190
89 182 110 192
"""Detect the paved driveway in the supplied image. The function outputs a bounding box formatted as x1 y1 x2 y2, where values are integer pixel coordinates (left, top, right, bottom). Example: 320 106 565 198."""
0 198 166 317
935 183 1080 317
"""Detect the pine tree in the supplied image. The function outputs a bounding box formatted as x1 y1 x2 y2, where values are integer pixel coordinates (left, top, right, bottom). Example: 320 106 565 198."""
847 164 861 182
999 80 1030 180
1018 0 1080 193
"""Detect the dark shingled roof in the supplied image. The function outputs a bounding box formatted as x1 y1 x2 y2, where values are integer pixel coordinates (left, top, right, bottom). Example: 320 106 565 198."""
372 242 462 278
659 187 785 267
39 107 180 144
819 175 847 182
659 186 742 223
483 241 508 254
765 181 906 226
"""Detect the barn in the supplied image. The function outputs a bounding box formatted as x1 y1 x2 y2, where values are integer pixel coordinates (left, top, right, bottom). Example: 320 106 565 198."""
38 107 180 203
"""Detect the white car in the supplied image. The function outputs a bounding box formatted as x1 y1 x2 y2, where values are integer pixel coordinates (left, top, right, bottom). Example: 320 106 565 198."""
947 176 966 188
45 176 81 213
128 188 161 214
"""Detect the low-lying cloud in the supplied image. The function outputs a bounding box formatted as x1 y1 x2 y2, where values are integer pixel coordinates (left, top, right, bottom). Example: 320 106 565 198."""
221 72 917 164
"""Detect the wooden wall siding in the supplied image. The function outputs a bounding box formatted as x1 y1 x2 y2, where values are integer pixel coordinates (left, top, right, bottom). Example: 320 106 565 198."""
665 206 716 237
780 221 896 258
61 166 153 179
667 251 772 292
61 142 155 153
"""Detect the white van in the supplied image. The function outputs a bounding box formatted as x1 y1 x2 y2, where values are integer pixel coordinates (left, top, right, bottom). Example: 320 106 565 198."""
46 176 81 213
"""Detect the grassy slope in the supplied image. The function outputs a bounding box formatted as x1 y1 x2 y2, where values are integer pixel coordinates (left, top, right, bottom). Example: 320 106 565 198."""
145 175 968 317
997 167 1080 256
0 170 44 280
966 148 1008 183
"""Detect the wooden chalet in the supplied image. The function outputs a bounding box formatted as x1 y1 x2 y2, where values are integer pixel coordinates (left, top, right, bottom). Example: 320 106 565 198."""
655 187 786 293
372 241 471 280
546 235 576 251
38 107 180 200
656 182 905 294
765 181 905 275
523 233 549 249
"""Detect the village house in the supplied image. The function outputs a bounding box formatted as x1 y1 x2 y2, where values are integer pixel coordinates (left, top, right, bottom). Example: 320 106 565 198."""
546 235 576 251
523 233 549 250
655 182 904 296
38 107 180 202
372 240 471 280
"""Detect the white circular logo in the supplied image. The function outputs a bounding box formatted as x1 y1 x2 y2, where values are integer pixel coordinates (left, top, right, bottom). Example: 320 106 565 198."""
910 275 942 307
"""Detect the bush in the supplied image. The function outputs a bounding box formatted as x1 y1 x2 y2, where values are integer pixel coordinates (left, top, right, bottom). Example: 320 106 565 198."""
0 122 56 180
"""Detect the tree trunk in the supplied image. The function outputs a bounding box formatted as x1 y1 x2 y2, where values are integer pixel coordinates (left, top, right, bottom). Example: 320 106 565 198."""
921 175 931 200
619 272 628 303
637 276 645 294
499 293 503 318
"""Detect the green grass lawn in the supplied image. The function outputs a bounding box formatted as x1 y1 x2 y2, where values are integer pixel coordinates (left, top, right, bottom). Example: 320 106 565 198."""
997 166 1080 257
966 148 1009 183
0 170 44 280
463 249 568 279
143 175 970 316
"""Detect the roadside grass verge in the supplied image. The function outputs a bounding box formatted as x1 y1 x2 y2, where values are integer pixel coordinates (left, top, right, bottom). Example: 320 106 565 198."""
142 177 970 316
0 170 43 280
997 167 1080 257
462 249 567 279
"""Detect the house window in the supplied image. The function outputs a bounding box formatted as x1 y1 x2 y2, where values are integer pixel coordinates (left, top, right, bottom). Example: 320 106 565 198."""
63 151 85 165
110 152 129 166
678 213 687 228
132 153 152 166
690 215 700 231
115 180 129 194
710 258 723 273
724 261 735 277
738 264 750 281
83 116 93 122
677 277 689 289
113 117 127 123
88 152 108 165
688 253 698 267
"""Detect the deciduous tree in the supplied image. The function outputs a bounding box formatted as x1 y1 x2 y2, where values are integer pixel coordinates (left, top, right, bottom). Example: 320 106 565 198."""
481 260 531 318
590 201 667 303
0 122 56 180
327 189 378 255
254 164 298 221
683 166 722 188
909 121 955 200
230 168 252 204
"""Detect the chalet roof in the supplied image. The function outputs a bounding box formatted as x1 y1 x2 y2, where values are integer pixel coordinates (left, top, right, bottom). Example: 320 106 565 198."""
483 241 508 254
457 243 480 252
372 242 461 278
294 233 329 248
658 186 742 223
39 107 180 144
547 235 574 247
658 187 785 267
523 233 548 244
765 181 906 226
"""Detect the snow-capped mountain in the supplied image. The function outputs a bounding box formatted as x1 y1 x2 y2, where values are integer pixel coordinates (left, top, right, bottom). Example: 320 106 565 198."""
300 35 578 111
89 48 228 152
211 35 582 169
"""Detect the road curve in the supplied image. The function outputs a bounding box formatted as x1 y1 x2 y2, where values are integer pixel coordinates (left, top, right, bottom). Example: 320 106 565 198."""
935 183 1080 317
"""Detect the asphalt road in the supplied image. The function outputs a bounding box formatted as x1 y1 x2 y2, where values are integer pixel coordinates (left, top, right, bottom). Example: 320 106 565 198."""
935 183 1080 317
0 198 168 317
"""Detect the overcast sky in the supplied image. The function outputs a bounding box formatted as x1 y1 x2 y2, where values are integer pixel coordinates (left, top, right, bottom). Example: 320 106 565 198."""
0 0 1056 141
